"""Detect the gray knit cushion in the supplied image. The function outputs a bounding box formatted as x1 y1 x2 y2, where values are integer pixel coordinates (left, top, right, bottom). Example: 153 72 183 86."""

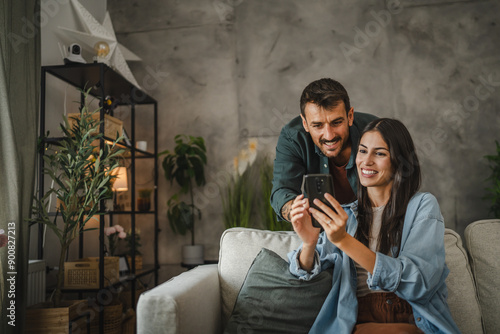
218 228 301 326
223 248 331 334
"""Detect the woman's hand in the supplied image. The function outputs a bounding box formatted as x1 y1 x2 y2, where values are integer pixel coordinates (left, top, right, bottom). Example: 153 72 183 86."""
310 193 376 273
290 194 320 246
309 193 348 245
290 194 320 271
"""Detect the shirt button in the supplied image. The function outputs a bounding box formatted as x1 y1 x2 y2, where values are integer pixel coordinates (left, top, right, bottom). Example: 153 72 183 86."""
324 164 327 168
417 317 421 322
386 299 393 305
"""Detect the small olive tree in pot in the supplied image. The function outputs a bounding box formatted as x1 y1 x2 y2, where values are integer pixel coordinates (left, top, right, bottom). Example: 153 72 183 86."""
160 135 207 264
30 90 125 308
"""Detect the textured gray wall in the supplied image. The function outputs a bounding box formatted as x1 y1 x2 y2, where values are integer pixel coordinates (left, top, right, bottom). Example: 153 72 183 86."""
108 0 500 264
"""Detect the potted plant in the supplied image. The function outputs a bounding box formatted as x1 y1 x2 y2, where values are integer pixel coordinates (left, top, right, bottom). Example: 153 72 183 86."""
104 224 127 256
160 135 207 265
221 139 257 229
125 228 143 270
484 140 500 218
29 89 125 310
258 155 292 231
221 164 254 229
137 188 153 211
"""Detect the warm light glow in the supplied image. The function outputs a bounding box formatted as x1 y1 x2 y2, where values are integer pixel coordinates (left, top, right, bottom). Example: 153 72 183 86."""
85 215 100 228
94 41 110 58
112 167 128 192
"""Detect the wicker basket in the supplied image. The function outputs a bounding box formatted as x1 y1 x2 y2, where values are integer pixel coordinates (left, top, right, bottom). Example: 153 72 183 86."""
121 309 136 334
121 284 146 311
64 257 120 289
90 303 123 334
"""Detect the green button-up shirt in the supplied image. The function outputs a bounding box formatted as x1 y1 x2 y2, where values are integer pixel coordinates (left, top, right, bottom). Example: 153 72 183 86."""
271 112 378 221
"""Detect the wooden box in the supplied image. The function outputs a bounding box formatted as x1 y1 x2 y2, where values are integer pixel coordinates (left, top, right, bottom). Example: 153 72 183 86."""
126 255 143 270
25 299 89 334
67 113 123 139
64 257 120 289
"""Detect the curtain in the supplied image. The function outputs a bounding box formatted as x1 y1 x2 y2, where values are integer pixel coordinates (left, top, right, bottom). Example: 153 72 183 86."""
0 0 40 333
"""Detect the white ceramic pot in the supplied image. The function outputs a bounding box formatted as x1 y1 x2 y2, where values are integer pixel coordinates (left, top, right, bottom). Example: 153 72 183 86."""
182 244 204 265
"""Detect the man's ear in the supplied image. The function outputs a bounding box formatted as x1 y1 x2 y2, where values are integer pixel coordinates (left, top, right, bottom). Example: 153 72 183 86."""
347 107 354 126
301 114 310 133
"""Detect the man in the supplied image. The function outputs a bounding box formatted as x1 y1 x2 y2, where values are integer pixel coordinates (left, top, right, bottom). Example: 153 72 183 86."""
271 78 377 222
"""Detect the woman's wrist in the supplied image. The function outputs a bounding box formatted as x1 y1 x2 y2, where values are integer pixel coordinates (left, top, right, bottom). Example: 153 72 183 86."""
332 233 350 250
335 234 376 273
298 245 316 271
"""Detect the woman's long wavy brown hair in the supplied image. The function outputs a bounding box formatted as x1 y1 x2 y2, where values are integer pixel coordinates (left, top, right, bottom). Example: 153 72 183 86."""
355 118 421 257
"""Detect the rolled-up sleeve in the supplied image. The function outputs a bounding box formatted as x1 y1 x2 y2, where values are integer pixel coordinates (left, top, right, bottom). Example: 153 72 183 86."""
288 248 322 280
271 127 307 220
289 232 341 280
367 194 448 304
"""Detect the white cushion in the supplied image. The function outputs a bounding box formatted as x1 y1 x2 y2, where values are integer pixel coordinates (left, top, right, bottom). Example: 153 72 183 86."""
444 228 483 334
218 228 301 326
465 219 500 334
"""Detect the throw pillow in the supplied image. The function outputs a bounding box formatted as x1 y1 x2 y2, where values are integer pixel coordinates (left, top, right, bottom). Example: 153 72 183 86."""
223 248 332 334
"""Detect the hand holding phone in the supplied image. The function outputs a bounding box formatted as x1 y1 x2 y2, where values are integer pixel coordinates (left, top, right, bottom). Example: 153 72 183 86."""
302 174 335 228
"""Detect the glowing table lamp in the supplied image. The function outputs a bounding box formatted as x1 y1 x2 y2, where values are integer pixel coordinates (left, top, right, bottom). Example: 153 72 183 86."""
112 167 128 210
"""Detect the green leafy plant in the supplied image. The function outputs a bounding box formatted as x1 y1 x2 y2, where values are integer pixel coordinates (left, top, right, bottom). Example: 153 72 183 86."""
222 167 254 229
221 140 259 229
137 188 153 211
29 89 125 307
160 135 207 245
259 156 292 231
125 228 142 256
484 140 500 218
138 188 153 198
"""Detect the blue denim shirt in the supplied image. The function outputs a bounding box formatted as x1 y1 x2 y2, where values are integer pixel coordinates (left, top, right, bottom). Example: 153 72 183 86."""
288 192 461 334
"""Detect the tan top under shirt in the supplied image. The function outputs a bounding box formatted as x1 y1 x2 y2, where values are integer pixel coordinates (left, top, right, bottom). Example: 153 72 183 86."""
355 205 386 297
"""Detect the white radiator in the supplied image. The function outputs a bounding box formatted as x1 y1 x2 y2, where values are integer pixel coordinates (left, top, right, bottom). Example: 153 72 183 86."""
27 260 46 306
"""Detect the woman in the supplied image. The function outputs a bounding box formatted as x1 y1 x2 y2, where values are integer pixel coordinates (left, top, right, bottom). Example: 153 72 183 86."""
288 118 460 333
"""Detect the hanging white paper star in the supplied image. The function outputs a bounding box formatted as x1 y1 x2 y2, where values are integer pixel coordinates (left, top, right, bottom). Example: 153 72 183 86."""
58 0 142 88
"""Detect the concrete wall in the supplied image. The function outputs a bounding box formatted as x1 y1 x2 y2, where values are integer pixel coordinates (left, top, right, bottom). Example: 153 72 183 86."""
103 0 500 265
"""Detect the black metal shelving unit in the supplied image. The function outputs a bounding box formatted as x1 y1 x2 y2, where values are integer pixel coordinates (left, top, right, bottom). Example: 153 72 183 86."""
37 63 159 334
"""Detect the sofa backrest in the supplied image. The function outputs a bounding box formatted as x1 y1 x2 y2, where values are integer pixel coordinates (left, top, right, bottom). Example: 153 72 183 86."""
443 228 483 333
218 227 483 332
465 219 500 334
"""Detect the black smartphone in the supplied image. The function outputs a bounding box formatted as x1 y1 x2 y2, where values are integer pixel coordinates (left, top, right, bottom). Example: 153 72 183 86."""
302 174 335 228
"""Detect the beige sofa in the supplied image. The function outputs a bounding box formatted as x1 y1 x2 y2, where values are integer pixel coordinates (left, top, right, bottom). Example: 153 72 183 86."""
137 219 500 334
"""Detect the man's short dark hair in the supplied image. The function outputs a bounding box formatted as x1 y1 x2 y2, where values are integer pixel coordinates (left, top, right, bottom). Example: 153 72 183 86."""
300 78 351 117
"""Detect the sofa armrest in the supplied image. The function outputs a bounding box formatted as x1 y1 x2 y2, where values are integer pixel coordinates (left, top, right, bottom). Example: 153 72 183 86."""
137 264 221 334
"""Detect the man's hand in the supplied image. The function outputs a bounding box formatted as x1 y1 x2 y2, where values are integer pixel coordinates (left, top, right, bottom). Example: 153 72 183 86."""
309 193 348 245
